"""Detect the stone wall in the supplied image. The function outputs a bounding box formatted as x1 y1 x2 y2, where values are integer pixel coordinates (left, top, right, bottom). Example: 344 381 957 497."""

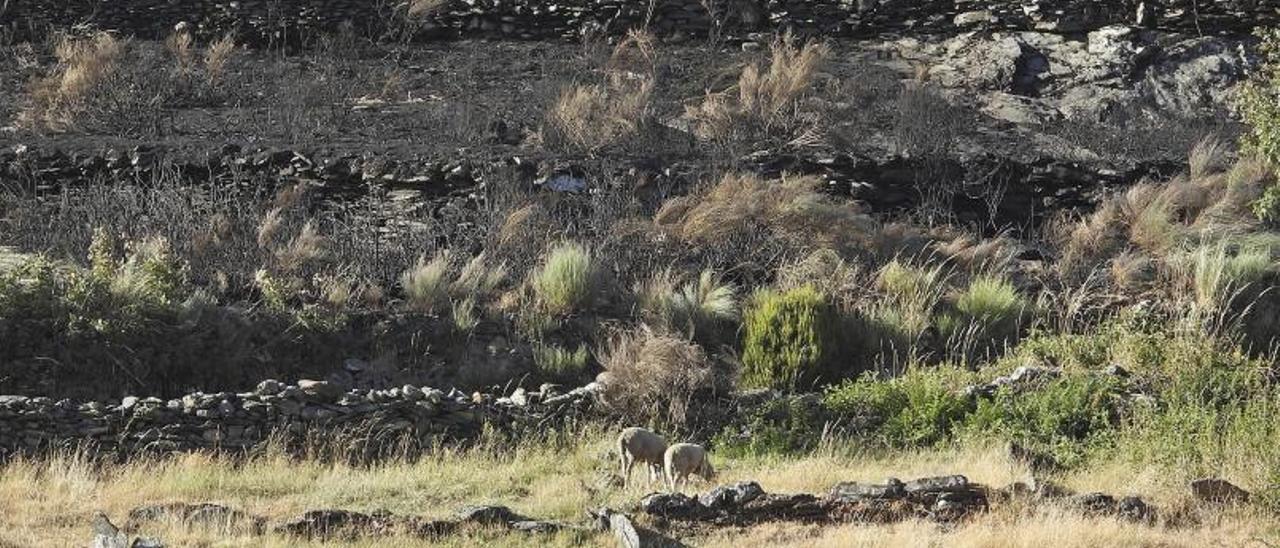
2 0 1278 45
0 379 599 458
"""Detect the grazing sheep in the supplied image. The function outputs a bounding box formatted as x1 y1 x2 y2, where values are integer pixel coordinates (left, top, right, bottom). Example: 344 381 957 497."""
664 443 716 493
617 427 668 488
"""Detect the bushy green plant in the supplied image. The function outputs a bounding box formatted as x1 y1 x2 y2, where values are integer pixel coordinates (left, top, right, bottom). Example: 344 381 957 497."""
1252 183 1280 224
533 242 597 316
715 396 826 457
963 374 1123 466
824 370 974 447
1239 28 1280 169
740 285 846 390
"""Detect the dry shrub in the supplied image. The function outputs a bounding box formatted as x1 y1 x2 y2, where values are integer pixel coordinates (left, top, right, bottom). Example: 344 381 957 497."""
203 34 237 85
274 222 327 273
597 326 731 427
18 32 126 131
686 33 831 144
542 29 657 154
165 29 195 73
656 173 875 255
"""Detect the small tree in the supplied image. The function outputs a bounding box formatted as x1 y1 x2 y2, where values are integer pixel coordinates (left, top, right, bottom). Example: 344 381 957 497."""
741 285 847 390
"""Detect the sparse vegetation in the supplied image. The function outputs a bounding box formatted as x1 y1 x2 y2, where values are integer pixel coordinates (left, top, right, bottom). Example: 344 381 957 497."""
5 15 1280 547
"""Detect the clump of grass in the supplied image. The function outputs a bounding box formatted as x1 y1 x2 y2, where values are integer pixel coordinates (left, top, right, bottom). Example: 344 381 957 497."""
635 269 737 342
533 343 591 382
872 259 950 341
598 326 729 428
542 30 656 153
942 274 1029 356
401 251 453 313
686 33 830 145
18 31 126 131
532 242 598 317
655 173 874 256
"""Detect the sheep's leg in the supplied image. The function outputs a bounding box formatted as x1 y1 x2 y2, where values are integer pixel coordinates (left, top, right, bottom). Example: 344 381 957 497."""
623 455 634 488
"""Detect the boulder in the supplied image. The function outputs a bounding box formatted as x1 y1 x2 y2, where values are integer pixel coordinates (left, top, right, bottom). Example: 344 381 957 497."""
640 492 707 519
1190 478 1250 504
829 478 906 501
297 380 343 402
454 505 524 526
700 481 766 510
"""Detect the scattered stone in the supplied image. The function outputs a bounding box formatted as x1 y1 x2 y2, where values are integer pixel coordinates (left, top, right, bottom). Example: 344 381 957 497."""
1190 478 1250 504
700 481 765 510
829 478 906 501
91 513 129 548
454 505 525 526
640 492 707 519
954 10 996 27
297 380 342 402
130 539 165 548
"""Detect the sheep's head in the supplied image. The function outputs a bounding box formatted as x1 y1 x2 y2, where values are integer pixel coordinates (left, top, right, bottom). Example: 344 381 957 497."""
701 455 717 480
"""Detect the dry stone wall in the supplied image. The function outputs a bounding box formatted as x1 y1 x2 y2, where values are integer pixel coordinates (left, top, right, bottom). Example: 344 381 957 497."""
2 0 1278 45
0 379 599 458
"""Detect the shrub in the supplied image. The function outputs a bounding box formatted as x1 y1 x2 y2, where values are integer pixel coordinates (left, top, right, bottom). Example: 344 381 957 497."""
597 326 730 427
1238 28 1280 169
532 242 598 316
824 370 974 448
401 251 452 313
740 285 848 390
635 269 737 344
1252 183 1280 224
687 33 830 145
715 395 826 457
963 374 1124 467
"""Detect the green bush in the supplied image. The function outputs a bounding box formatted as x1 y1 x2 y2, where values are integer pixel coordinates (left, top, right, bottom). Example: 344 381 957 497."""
1252 184 1280 224
824 370 974 448
963 374 1123 467
533 242 598 316
715 395 826 457
1239 28 1280 169
740 285 847 390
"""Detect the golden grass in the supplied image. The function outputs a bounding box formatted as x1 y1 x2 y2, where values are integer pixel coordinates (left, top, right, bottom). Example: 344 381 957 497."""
542 30 657 153
655 173 875 254
1 436 1274 547
17 32 126 131
687 33 830 143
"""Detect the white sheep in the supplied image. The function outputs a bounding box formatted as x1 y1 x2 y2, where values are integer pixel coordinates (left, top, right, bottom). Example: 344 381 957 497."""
617 427 668 488
664 442 716 493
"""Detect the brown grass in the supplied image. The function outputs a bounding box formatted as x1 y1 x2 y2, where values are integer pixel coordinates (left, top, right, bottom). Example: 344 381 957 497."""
0 441 1271 547
597 326 730 427
655 173 875 254
686 33 831 144
203 34 237 85
17 32 126 131
542 30 657 154
407 0 450 19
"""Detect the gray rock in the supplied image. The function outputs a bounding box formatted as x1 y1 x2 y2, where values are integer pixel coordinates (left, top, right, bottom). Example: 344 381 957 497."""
90 513 128 548
130 538 165 548
1190 478 1250 504
954 10 995 27
454 505 523 526
829 478 906 501
640 492 706 519
297 380 342 402
700 481 766 510
255 379 284 396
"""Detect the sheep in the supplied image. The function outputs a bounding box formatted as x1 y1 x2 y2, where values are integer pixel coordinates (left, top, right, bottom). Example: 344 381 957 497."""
664 442 716 493
617 427 668 488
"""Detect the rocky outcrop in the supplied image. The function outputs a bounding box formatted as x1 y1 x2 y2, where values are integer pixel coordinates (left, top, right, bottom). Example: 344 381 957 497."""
641 475 991 525
3 0 1278 46
0 380 600 459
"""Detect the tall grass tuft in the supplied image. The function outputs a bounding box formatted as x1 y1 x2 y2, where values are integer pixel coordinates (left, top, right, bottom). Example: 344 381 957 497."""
401 251 452 313
533 242 598 316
